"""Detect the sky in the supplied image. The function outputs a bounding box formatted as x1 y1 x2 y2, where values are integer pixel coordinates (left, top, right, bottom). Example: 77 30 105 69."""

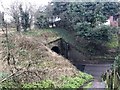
0 0 50 11
0 0 120 22
0 0 50 22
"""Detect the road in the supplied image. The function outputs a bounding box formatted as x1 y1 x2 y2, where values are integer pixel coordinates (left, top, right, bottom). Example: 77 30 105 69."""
84 64 112 79
82 64 112 89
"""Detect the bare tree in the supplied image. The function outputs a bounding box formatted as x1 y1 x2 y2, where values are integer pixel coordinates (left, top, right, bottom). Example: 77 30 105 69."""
26 3 36 30
9 1 22 32
20 3 36 31
10 1 36 31
1 0 37 32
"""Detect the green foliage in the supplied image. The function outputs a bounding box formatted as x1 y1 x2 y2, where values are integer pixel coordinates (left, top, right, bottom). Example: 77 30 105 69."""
22 80 55 88
35 15 49 29
51 2 120 29
61 77 86 88
75 24 118 55
0 80 22 89
79 72 93 80
22 72 92 89
0 72 93 89
115 55 120 74
59 72 93 88
102 2 120 17
107 34 118 48
0 80 54 89
35 2 120 55
75 24 117 43
48 2 119 55
74 22 92 38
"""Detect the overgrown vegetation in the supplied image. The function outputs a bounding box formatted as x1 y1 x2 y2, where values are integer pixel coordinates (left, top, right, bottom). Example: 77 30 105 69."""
43 2 119 56
1 1 120 89
101 56 120 90
0 33 93 88
1 72 93 88
75 24 118 55
2 2 119 56
115 55 120 75
35 14 49 29
23 27 118 56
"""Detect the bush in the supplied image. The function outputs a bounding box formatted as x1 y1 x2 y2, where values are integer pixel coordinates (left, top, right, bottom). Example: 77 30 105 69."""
0 80 22 89
0 72 93 89
22 80 55 88
74 23 118 55
75 23 117 43
59 72 93 88
35 15 49 29
74 22 92 38
61 76 86 88
115 55 120 74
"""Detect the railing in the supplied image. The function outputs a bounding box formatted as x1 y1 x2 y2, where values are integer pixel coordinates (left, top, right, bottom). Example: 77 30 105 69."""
105 69 120 89
115 72 120 88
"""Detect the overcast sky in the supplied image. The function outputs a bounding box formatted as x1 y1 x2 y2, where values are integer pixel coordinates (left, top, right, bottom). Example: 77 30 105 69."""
0 0 50 22
0 0 50 10
1 0 120 22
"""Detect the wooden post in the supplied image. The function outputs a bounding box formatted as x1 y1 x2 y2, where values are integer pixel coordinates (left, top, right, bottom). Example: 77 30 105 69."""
113 63 116 89
1 12 5 32
1 12 10 65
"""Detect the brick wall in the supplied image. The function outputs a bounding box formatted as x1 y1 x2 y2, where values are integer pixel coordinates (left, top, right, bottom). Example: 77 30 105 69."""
109 16 118 27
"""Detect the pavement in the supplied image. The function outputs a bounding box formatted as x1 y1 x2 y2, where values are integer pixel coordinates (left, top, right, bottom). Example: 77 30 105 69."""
84 64 112 80
83 64 112 89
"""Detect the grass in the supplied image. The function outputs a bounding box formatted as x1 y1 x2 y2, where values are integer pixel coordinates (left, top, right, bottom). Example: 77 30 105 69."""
1 32 93 89
23 28 75 43
1 72 93 89
107 34 118 49
23 28 117 61
12 28 118 55
23 28 85 54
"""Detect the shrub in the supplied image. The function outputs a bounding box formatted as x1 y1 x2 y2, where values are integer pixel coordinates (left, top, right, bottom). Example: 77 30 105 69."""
0 72 93 89
115 55 120 74
59 72 93 88
35 15 49 29
22 80 55 88
74 23 118 55
0 80 22 89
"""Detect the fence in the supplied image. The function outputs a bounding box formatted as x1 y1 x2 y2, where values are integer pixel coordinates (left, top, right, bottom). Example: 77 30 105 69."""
105 68 120 90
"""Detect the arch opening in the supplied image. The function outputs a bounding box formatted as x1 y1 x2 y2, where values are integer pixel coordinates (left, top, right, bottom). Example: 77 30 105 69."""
51 46 60 54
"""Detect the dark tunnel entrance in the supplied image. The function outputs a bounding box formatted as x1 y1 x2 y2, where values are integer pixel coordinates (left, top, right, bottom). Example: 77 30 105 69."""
51 46 60 54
